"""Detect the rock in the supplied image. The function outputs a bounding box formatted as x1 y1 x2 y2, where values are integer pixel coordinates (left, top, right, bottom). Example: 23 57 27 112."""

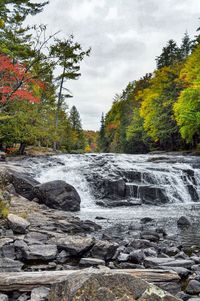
128 239 156 249
55 235 94 256
128 250 145 264
0 258 23 272
34 180 81 212
10 172 39 200
177 216 191 227
103 178 126 199
144 257 194 269
141 217 155 224
90 240 119 261
117 253 129 262
138 185 169 205
176 291 191 301
140 230 160 242
24 244 58 261
7 213 30 234
31 287 50 301
79 258 105 267
49 271 181 301
0 294 8 301
186 279 200 295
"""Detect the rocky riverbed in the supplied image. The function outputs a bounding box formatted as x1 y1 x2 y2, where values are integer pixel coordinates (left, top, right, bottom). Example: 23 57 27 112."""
1 153 200 300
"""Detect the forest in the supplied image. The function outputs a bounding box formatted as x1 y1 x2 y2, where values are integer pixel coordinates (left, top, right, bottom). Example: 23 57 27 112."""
98 29 200 153
0 0 97 155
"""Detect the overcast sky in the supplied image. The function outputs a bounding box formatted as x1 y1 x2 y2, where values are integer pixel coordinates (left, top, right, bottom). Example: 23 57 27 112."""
29 0 200 130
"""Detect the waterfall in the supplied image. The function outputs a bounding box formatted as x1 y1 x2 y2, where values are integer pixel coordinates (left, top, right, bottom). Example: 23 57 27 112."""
29 153 200 207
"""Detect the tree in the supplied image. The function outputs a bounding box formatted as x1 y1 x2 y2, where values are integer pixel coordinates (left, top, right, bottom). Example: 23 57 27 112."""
156 40 181 69
98 113 107 152
69 106 85 151
180 32 192 59
174 44 200 145
50 37 90 149
0 54 44 104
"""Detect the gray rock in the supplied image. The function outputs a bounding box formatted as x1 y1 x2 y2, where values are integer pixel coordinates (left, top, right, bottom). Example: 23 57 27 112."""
10 171 39 200
34 180 81 212
31 286 50 301
144 257 194 269
177 216 191 227
128 239 156 249
128 250 144 264
79 258 105 267
0 293 8 301
90 240 119 261
0 258 23 272
7 213 30 234
140 230 160 242
56 235 94 256
24 244 58 261
186 279 200 295
117 253 129 262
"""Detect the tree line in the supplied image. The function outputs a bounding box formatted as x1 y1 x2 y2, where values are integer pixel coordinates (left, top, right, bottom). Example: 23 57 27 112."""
0 0 97 155
98 28 200 153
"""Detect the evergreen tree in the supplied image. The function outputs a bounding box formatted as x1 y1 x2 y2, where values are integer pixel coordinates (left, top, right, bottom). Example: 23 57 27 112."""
69 106 85 151
156 40 181 69
98 113 107 152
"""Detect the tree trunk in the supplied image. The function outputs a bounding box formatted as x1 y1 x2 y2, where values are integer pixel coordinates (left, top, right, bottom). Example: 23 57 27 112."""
53 66 66 151
18 142 26 155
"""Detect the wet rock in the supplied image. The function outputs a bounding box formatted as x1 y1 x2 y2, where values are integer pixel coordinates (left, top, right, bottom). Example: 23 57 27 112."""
138 185 169 205
7 213 30 234
0 258 23 272
177 216 191 227
55 235 94 256
187 185 199 201
79 258 105 267
186 279 200 295
90 240 119 261
141 217 155 224
10 171 39 200
103 178 126 199
34 180 81 212
31 286 50 301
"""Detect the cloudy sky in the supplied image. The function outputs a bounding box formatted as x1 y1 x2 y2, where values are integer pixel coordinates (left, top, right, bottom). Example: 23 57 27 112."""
29 0 200 130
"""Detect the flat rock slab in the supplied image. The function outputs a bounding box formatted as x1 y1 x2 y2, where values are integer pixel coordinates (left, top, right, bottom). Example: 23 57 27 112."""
0 269 180 292
0 270 181 301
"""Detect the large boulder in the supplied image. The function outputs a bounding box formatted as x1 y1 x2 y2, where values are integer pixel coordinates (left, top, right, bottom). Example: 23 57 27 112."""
34 180 81 212
49 271 181 301
10 172 39 200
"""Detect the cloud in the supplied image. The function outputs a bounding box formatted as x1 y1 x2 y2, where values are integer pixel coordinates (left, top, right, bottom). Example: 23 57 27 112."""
27 0 200 130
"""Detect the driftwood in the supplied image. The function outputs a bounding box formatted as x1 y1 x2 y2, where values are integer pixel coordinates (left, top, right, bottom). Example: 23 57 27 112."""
0 269 180 292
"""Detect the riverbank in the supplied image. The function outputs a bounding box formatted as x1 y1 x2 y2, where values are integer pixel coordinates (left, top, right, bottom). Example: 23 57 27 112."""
1 154 200 300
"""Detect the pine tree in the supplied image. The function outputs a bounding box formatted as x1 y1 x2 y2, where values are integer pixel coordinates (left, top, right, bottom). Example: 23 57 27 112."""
98 113 107 152
180 32 192 59
156 40 181 69
69 106 85 151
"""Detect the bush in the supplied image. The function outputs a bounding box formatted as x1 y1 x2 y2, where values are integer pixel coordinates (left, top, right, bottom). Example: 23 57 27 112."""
0 200 9 219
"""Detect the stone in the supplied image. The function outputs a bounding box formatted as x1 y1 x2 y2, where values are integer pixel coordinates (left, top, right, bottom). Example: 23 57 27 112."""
7 213 30 234
138 185 169 205
31 287 50 301
128 239 156 249
140 231 160 242
186 279 200 295
103 178 126 199
34 180 81 212
56 235 94 256
10 172 39 200
0 258 23 272
24 244 58 261
0 294 8 301
79 258 105 267
177 216 191 227
128 250 144 264
90 240 119 261
144 257 194 269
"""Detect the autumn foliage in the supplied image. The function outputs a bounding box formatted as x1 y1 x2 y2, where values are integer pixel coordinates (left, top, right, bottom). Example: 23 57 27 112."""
0 54 44 104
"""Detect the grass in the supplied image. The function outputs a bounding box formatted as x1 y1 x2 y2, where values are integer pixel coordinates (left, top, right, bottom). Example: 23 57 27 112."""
0 199 9 219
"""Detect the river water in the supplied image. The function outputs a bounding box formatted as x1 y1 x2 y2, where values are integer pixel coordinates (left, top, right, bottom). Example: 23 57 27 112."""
24 153 200 250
